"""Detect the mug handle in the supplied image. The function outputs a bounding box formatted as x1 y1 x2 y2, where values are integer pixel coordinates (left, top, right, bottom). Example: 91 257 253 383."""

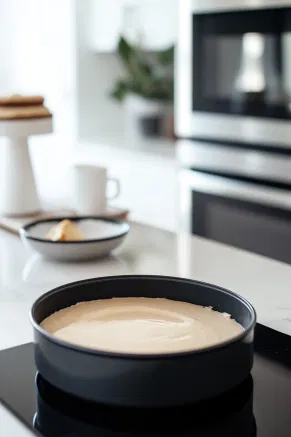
107 177 120 200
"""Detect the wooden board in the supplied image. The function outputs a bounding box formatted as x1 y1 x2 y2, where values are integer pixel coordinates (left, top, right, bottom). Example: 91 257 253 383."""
0 207 129 236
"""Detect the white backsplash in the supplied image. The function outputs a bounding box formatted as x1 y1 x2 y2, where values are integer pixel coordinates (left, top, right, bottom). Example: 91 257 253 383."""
76 0 126 142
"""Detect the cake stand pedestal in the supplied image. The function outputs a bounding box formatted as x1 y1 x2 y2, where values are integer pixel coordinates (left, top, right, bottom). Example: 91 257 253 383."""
0 118 53 216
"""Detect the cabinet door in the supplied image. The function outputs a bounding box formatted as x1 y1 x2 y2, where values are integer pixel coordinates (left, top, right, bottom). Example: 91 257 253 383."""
125 0 177 50
90 0 123 52
90 0 177 52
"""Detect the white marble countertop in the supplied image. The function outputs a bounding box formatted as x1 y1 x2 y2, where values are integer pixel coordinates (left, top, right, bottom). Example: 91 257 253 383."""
0 220 291 435
0 221 290 353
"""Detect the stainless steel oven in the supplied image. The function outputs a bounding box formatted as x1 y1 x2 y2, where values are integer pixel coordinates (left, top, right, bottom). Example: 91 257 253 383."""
178 140 291 264
175 0 291 148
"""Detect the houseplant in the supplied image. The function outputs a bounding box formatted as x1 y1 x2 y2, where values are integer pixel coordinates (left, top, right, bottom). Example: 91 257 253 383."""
110 36 174 137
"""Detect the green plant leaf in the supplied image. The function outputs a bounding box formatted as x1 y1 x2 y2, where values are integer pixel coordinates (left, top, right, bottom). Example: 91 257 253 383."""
112 37 174 103
117 36 134 63
156 45 175 65
110 80 130 102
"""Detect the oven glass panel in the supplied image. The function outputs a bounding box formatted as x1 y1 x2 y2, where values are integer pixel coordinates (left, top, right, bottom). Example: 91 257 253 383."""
192 192 291 264
192 8 291 119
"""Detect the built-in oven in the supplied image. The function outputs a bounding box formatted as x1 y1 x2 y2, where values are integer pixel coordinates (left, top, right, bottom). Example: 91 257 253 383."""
178 140 291 264
175 0 291 148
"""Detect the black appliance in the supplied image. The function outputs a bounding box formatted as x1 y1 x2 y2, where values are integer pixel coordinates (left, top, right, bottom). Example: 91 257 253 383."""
176 1 291 264
176 0 291 147
178 140 291 264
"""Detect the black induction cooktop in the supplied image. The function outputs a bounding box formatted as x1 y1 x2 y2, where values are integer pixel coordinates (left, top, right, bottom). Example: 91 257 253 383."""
0 324 290 437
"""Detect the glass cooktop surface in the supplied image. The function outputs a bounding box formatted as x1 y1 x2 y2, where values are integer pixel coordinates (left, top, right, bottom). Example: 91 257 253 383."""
0 324 290 437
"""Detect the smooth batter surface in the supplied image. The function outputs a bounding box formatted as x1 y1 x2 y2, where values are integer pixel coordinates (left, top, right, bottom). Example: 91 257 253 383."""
41 298 243 354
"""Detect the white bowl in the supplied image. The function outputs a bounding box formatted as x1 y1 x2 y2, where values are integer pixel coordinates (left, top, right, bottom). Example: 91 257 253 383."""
20 217 130 261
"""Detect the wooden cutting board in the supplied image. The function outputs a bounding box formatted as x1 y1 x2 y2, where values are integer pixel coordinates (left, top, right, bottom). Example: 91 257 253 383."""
0 207 129 236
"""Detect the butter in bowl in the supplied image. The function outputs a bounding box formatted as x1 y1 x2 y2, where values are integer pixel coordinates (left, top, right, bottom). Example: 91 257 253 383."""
20 217 130 261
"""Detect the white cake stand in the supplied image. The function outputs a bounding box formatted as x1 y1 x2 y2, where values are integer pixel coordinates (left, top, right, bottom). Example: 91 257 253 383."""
0 117 53 216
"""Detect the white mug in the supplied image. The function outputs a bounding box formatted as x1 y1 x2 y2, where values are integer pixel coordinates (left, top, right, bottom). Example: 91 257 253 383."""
73 164 120 215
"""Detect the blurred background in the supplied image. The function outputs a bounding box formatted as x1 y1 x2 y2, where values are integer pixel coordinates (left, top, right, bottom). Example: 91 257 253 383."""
0 0 291 263
0 0 177 229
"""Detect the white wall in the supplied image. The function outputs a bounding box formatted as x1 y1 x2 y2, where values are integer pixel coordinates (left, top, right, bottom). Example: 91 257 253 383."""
0 0 76 136
76 0 125 142
76 0 178 143
0 0 77 207
0 0 178 145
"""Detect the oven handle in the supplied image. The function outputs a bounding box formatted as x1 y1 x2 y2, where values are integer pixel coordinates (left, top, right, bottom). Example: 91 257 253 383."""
179 169 291 208
179 169 291 232
190 0 289 14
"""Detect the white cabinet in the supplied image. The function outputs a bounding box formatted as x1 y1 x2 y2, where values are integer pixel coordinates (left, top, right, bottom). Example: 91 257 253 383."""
90 0 177 52
90 0 124 52
127 0 178 50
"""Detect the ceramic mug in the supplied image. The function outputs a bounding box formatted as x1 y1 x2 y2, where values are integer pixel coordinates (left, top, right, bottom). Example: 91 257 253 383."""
73 164 120 215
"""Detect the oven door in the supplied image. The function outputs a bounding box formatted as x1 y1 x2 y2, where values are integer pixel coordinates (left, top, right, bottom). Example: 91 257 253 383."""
179 169 291 264
175 0 291 147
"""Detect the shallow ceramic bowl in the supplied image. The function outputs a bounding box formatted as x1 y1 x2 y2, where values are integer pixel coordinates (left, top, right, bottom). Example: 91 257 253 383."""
20 217 130 261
